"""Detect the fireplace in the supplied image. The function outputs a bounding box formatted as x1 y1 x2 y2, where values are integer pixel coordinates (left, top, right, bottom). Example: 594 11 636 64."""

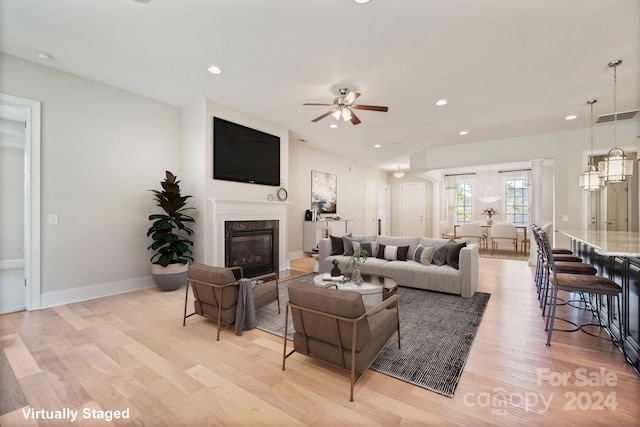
225 220 279 277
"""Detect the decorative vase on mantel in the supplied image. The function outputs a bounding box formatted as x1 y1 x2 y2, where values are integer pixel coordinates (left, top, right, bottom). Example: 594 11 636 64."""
486 218 493 225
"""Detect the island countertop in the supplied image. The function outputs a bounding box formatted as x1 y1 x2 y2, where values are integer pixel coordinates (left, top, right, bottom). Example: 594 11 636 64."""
557 229 640 257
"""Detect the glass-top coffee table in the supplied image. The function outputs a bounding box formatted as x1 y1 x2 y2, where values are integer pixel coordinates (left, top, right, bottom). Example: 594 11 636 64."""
312 273 397 306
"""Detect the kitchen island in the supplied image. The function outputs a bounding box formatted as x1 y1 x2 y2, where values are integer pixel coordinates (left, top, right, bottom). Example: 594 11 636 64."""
558 229 640 375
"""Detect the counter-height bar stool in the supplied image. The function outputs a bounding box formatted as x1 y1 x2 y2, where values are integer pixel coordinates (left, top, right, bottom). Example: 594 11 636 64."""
532 224 584 300
538 230 623 347
535 228 600 317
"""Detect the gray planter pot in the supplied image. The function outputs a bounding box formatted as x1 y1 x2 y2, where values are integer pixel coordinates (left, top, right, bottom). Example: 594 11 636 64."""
151 263 188 291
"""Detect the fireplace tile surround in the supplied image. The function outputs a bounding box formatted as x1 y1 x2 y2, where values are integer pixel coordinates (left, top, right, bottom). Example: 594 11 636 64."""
210 198 290 273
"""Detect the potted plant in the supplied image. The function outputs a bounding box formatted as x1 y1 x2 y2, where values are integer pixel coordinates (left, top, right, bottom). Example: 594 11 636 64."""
482 207 499 225
346 246 368 285
146 171 195 291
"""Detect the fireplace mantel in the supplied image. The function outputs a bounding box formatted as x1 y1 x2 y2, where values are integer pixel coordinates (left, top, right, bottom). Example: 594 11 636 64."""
210 198 290 272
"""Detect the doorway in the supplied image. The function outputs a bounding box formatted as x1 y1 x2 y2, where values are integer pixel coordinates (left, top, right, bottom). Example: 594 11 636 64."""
0 93 41 312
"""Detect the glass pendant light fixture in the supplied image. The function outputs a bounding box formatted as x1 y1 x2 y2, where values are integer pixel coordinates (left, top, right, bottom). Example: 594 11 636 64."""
598 60 633 182
579 99 604 191
393 166 405 178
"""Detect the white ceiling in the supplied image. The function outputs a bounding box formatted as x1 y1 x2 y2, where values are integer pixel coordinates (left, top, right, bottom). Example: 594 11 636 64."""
1 0 639 173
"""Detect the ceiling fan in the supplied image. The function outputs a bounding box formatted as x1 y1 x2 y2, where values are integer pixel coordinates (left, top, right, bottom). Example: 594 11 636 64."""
303 87 388 125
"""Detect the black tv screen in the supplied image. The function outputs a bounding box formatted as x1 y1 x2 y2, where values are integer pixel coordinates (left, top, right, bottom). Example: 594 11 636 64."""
213 117 281 186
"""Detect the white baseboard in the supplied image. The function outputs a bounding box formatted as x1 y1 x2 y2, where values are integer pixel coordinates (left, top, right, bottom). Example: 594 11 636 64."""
0 259 25 270
41 276 156 309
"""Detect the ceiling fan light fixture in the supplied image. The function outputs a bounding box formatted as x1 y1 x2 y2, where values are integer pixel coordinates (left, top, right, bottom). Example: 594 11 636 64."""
342 108 352 121
393 166 405 178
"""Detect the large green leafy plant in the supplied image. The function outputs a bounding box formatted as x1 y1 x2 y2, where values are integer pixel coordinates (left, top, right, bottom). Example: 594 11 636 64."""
147 171 195 267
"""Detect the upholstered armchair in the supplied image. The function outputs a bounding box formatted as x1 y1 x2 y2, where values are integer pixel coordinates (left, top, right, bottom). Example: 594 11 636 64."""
183 263 279 340
282 282 400 401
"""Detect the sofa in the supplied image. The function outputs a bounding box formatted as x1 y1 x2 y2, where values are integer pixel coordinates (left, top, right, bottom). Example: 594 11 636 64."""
318 234 479 298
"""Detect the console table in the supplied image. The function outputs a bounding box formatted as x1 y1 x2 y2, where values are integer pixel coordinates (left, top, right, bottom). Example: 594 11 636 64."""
558 229 640 375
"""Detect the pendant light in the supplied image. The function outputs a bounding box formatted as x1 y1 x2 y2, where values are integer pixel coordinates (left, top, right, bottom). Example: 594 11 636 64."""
579 99 603 191
598 60 633 182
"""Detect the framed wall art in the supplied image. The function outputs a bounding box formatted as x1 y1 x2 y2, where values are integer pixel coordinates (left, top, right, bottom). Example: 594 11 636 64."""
311 170 337 214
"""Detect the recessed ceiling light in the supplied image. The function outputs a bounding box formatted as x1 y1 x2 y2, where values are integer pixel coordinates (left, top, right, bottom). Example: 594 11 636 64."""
374 144 381 148
329 123 338 129
459 131 468 135
354 0 371 3
435 99 448 106
133 0 151 3
35 51 54 61
565 115 578 120
207 65 223 75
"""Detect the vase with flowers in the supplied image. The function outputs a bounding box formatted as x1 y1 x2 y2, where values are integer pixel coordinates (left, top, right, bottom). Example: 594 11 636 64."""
482 207 499 225
346 247 368 285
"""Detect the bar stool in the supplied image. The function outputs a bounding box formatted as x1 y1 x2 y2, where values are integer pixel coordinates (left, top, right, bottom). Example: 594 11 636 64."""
538 231 623 346
532 226 591 312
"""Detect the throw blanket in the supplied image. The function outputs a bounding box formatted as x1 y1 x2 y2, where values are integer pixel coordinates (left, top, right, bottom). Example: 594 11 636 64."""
235 278 257 335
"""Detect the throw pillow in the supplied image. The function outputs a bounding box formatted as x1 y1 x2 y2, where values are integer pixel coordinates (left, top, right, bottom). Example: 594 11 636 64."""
384 245 399 261
380 245 410 261
445 240 467 269
420 246 435 265
432 242 449 266
353 241 378 257
343 234 363 256
376 244 386 259
414 244 425 262
329 235 344 256
397 245 410 261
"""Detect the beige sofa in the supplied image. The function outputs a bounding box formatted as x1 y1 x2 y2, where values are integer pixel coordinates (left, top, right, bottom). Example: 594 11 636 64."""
318 235 479 298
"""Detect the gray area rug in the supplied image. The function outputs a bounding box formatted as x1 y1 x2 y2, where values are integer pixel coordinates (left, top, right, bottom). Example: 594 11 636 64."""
255 273 490 397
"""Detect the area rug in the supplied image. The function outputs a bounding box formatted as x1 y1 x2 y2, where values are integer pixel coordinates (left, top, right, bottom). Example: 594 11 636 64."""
255 273 491 397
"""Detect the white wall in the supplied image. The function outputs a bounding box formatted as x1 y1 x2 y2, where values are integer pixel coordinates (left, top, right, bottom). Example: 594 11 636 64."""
0 53 181 305
288 141 390 258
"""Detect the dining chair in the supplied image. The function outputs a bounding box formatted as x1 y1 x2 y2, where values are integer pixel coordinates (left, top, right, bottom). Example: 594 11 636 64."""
490 223 518 255
457 223 486 251
439 221 455 239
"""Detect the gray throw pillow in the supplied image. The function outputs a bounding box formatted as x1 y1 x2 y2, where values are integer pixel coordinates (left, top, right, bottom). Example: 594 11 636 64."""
329 235 344 256
445 240 467 269
343 234 364 256
432 242 449 266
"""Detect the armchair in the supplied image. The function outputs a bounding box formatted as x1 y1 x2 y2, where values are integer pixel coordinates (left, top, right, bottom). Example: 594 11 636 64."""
282 282 400 401
183 263 279 340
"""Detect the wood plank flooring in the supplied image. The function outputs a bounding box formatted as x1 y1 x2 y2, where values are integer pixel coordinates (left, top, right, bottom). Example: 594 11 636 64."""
1 257 638 426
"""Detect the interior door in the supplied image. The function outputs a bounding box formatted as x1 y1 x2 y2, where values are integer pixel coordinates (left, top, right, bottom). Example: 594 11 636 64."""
364 178 377 235
400 182 425 236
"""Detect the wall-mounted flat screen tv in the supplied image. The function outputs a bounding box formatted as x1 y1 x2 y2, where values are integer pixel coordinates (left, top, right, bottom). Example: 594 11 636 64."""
213 117 280 186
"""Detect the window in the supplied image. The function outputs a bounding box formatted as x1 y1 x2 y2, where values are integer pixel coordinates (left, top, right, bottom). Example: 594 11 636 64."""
504 178 528 224
454 181 473 224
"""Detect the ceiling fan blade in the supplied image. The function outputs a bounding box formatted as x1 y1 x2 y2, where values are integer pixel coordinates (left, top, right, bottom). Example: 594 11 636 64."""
353 104 389 112
343 91 361 105
349 110 361 125
311 109 337 122
303 103 334 107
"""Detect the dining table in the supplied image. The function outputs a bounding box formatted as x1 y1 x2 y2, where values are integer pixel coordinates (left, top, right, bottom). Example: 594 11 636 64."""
453 223 529 253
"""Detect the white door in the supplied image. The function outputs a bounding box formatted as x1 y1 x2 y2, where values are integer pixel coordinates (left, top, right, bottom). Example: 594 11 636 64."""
400 182 425 236
364 179 377 235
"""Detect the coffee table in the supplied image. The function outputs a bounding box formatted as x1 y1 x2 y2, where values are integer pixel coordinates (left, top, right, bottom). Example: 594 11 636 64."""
312 273 397 306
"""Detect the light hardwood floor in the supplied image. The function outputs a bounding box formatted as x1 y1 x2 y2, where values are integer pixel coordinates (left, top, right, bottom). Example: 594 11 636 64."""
1 257 638 426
